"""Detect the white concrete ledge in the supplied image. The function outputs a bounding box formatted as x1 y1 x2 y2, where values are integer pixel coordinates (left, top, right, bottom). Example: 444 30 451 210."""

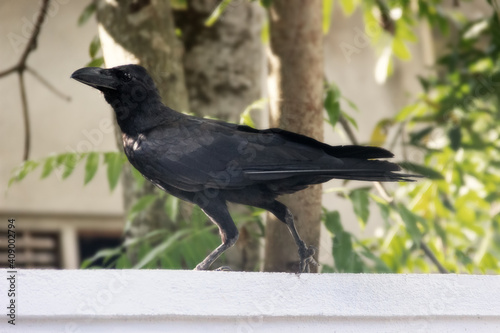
1 269 499 332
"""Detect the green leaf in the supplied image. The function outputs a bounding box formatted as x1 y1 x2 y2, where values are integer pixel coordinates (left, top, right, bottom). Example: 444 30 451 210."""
455 249 473 266
128 194 157 221
479 253 498 270
104 152 125 191
62 154 79 179
131 166 146 188
448 126 462 151
165 195 180 222
370 118 394 146
333 231 353 272
339 0 357 16
9 160 39 187
357 241 392 273
321 264 335 273
85 57 104 68
323 0 334 33
205 0 232 27
397 204 422 245
323 210 342 234
89 35 100 59
240 98 268 128
349 188 370 226
409 126 434 145
392 38 411 60
55 153 68 166
115 254 132 269
418 76 431 92
395 104 418 122
171 0 188 10
133 229 191 269
191 205 207 228
324 84 340 127
341 111 358 129
398 161 443 180
261 20 269 44
260 0 272 8
342 96 359 113
175 27 183 38
396 22 418 42
376 202 391 227
84 152 99 185
40 156 56 179
80 247 122 269
78 2 96 26
138 242 155 268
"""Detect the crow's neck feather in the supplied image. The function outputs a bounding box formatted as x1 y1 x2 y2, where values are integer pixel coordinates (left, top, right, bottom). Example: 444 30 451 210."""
104 91 174 135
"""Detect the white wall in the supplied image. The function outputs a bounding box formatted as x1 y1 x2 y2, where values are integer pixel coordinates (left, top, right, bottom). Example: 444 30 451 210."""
1 269 499 332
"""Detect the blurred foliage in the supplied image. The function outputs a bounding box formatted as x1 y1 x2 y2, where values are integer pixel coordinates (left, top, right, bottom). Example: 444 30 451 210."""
9 151 127 191
81 204 264 269
321 0 500 274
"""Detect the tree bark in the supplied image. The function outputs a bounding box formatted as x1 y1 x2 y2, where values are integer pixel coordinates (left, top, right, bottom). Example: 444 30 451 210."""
264 0 324 272
175 0 263 122
96 0 189 254
174 0 264 270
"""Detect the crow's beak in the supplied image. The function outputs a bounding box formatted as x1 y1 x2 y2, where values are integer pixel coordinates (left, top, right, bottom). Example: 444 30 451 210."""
71 67 117 91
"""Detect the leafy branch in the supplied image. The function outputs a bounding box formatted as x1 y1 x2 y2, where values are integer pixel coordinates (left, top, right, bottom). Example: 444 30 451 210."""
324 81 449 273
8 151 127 191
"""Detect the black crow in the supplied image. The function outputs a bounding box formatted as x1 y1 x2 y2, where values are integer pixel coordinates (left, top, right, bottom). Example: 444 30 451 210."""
71 64 418 272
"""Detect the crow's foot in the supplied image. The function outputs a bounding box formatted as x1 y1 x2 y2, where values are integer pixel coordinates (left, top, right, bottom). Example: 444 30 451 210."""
298 245 318 273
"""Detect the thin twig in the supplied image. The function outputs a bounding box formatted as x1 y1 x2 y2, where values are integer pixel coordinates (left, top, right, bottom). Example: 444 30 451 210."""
401 124 409 162
0 0 51 161
0 0 50 77
373 182 393 203
339 110 449 273
338 116 359 145
18 73 30 162
18 0 51 69
27 67 71 101
421 242 448 274
0 65 17 78
388 122 404 152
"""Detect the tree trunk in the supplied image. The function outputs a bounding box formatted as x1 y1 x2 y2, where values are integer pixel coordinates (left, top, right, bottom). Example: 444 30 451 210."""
174 0 264 270
96 0 189 255
175 0 264 123
264 0 324 272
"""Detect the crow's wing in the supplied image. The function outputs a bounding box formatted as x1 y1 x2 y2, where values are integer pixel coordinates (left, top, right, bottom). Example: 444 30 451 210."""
130 117 408 193
130 118 331 191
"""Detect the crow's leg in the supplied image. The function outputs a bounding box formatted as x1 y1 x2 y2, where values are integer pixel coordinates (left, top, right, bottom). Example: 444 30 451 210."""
194 201 239 271
266 201 317 273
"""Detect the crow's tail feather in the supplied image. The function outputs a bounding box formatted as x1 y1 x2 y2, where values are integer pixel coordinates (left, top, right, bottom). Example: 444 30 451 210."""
244 159 422 182
245 169 419 182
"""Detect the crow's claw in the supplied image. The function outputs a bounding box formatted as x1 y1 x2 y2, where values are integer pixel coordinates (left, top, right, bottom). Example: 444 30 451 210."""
298 245 318 273
214 266 233 272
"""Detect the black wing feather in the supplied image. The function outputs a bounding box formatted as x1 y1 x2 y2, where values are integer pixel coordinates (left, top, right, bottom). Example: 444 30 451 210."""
129 117 416 194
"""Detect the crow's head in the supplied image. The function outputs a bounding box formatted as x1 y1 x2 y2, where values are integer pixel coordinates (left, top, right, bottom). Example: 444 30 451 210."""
71 64 165 134
71 64 159 99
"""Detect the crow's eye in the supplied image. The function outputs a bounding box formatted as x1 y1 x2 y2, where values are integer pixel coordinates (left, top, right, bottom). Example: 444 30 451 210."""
117 71 132 82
